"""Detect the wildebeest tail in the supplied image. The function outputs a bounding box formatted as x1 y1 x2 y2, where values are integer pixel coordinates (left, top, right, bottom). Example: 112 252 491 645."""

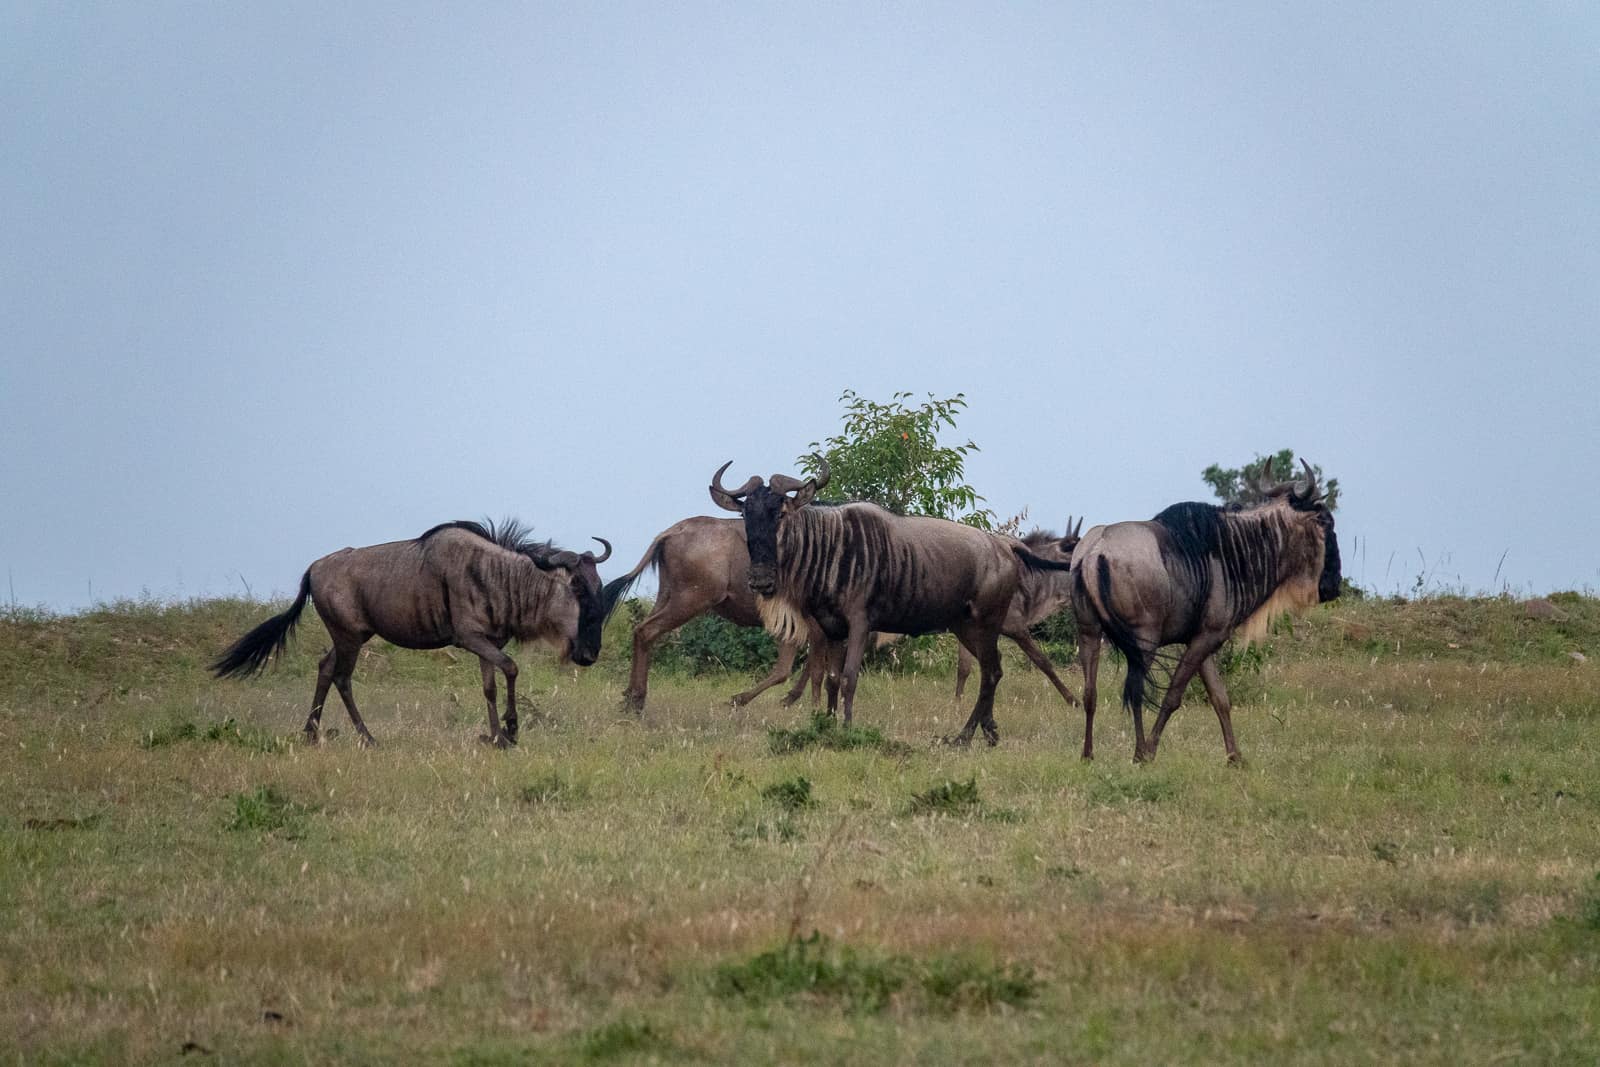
211 570 312 679
1012 544 1075 572
600 536 666 619
1088 556 1154 712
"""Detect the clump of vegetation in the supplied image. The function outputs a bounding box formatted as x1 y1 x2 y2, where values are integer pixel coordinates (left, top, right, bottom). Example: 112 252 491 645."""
1578 872 1600 932
142 717 288 754
731 811 802 844
713 932 905 1013
768 713 888 754
909 777 981 816
761 776 815 811
518 772 586 807
713 932 1040 1014
226 786 314 837
1086 775 1176 806
1372 840 1402 865
575 1018 678 1061
919 953 1041 1012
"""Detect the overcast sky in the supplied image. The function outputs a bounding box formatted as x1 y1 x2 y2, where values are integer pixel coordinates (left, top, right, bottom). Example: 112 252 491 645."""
3 3 1597 611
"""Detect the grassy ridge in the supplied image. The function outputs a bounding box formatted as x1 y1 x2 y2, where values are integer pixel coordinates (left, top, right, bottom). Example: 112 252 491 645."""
1 595 1598 1063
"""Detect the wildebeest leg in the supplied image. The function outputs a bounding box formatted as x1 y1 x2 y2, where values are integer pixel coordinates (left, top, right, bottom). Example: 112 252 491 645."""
730 640 800 707
836 625 871 725
329 641 378 747
622 595 702 713
1009 630 1079 708
824 641 845 714
949 626 1004 746
1196 654 1243 765
1145 638 1223 762
303 648 337 743
954 642 974 700
456 634 518 747
1078 634 1101 760
779 645 819 707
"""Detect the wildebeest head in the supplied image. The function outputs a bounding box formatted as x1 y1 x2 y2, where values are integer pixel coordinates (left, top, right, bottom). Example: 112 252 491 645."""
710 457 829 596
1257 459 1341 603
1018 516 1084 565
529 537 612 665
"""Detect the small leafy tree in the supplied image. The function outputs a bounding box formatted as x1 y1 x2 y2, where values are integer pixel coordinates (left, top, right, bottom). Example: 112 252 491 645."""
798 391 994 529
1201 448 1341 512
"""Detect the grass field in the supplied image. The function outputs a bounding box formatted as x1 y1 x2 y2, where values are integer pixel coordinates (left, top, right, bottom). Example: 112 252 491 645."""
3 594 1598 1064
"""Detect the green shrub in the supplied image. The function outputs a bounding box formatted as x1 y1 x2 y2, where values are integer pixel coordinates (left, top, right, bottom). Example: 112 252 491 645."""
761 776 815 811
909 777 980 816
714 932 1041 1015
576 1018 677 1061
226 786 314 837
712 932 904 1013
768 713 888 754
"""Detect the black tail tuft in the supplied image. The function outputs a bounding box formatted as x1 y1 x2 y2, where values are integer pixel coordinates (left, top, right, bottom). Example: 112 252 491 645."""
211 571 312 679
600 538 665 620
600 573 637 621
1091 557 1154 712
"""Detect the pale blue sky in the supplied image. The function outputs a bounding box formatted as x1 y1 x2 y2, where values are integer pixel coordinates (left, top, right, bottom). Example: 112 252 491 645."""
3 3 1597 609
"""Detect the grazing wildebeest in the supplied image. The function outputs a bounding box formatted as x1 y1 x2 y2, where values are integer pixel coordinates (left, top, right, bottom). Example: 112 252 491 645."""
601 517 827 712
1070 461 1340 763
953 520 1085 706
711 458 1071 745
212 520 614 748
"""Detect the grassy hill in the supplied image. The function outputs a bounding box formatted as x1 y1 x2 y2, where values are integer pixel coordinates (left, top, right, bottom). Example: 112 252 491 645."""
1 594 1597 1063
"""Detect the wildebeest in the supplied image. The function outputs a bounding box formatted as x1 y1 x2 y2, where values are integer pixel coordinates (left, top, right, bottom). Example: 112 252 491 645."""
953 521 1084 706
601 516 826 712
711 458 1071 745
1070 461 1340 763
212 520 614 748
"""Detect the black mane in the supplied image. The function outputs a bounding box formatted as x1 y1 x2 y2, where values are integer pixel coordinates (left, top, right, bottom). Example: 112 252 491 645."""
419 519 556 561
1020 527 1061 550
1150 502 1222 561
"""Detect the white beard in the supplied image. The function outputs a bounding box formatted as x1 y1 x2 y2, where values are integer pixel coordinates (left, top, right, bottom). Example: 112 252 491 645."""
756 595 807 645
1237 577 1319 645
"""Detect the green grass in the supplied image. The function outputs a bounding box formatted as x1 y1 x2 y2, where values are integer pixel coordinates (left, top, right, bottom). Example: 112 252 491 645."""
1 594 1599 1063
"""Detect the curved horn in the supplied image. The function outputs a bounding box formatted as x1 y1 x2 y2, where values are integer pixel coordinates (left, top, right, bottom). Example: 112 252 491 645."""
710 461 761 513
768 473 807 494
590 537 612 563
534 549 581 571
1295 458 1322 502
711 461 761 499
810 453 830 491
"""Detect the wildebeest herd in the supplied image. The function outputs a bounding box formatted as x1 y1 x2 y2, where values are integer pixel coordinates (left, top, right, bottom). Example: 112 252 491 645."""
215 459 1340 763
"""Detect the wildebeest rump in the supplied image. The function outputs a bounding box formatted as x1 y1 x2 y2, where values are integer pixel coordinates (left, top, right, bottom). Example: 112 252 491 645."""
1070 461 1340 763
712 458 1072 745
212 520 614 747
601 516 825 712
953 521 1084 706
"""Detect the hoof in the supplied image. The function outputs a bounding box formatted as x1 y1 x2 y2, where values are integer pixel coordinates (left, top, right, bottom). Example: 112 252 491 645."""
1080 752 1094 763
1227 753 1246 768
940 733 975 748
356 733 377 749
478 733 514 749
302 730 321 746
